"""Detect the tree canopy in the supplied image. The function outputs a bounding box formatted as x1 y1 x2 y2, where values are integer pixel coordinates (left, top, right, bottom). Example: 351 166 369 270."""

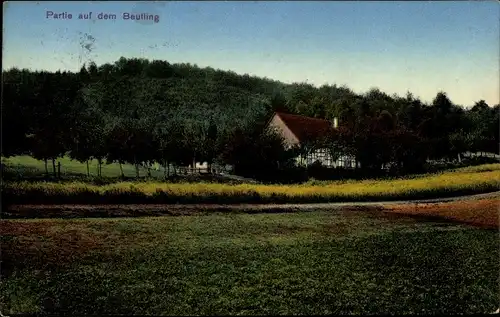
2 57 498 181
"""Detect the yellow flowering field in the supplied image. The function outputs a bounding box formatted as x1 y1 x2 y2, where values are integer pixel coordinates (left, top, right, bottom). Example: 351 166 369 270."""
4 164 500 204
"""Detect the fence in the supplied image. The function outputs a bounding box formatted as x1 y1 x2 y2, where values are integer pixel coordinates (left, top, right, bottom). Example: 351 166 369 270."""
172 166 210 175
462 152 500 160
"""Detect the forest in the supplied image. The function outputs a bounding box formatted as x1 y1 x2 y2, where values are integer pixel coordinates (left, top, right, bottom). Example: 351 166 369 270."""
2 57 499 182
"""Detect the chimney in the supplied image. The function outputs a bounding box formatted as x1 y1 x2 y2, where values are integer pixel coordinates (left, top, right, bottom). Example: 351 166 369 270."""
332 117 339 129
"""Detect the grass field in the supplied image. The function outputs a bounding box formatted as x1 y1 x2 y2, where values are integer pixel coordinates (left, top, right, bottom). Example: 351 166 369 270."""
3 164 500 204
1 209 498 314
1 155 165 179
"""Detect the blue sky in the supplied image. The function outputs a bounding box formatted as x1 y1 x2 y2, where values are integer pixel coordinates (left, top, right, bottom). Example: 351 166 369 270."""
3 1 499 106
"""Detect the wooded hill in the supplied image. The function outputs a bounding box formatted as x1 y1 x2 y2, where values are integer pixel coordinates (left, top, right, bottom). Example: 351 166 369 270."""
2 57 499 181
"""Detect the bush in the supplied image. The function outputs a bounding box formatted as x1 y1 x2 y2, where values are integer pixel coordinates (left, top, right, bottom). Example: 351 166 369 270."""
306 163 388 181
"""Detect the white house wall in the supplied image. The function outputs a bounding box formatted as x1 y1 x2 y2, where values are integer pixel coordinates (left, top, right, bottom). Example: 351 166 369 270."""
268 114 300 149
297 148 359 168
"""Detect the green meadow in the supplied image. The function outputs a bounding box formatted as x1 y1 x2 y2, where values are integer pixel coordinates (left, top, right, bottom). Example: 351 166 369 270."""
1 210 498 314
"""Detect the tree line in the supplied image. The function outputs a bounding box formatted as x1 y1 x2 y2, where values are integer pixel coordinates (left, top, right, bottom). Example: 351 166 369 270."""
2 57 499 182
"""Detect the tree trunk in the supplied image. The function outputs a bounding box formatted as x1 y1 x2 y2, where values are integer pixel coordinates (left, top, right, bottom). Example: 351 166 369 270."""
119 162 124 178
133 156 139 178
57 161 61 179
164 159 168 179
86 160 90 177
97 159 99 177
147 165 151 178
52 158 56 178
44 159 48 176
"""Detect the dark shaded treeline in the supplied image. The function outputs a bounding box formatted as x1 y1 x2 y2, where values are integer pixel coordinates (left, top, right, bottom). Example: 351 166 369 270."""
2 57 499 182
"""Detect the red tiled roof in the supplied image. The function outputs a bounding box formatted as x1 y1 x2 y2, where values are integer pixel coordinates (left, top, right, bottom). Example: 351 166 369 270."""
275 112 333 143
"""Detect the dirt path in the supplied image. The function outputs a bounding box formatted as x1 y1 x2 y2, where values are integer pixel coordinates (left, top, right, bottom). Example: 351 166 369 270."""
383 198 499 229
6 190 499 210
3 191 499 225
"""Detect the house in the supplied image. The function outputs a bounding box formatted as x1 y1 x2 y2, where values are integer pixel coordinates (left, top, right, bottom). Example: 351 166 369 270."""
266 112 359 168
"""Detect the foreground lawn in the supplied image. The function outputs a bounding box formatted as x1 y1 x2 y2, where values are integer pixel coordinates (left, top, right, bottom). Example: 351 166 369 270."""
3 164 500 204
1 210 498 314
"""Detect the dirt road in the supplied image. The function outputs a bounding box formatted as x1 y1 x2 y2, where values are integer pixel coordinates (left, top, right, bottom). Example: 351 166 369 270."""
3 191 499 228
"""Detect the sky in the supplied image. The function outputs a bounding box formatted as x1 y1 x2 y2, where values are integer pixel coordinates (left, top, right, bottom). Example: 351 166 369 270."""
3 1 499 106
